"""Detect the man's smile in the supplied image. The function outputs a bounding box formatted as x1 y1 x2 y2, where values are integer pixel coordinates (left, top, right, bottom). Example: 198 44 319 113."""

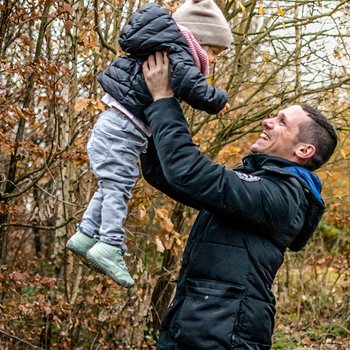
260 131 270 141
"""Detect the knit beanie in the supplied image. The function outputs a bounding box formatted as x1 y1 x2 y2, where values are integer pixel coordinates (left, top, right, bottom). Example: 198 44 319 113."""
173 0 232 49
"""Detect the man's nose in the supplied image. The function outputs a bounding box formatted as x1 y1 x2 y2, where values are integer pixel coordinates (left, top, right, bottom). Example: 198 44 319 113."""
262 118 275 128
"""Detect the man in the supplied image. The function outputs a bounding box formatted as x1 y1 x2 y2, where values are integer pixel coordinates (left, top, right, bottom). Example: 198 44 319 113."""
140 52 337 350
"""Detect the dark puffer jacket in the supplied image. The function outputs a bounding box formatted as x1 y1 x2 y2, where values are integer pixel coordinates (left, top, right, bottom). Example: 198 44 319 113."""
97 3 227 125
140 98 325 350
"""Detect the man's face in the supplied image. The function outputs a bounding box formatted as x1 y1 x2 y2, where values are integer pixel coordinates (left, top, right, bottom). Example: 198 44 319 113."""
250 105 311 161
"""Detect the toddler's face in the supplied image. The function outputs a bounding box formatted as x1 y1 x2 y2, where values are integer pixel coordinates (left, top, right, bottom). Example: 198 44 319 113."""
206 46 226 66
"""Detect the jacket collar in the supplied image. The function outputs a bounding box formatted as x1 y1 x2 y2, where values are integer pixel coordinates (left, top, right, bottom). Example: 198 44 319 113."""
241 153 323 203
241 153 301 173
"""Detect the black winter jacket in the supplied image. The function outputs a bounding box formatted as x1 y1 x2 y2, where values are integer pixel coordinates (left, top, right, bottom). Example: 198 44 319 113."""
97 3 227 125
140 98 325 350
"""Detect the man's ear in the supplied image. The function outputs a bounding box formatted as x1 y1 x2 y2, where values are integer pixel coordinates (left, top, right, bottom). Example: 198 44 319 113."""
295 143 316 160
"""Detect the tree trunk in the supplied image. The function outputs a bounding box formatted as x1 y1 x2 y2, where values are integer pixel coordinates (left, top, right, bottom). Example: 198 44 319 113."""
54 0 81 302
0 0 51 262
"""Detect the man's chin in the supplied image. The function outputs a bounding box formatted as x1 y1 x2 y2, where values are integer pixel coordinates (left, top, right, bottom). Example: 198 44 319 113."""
250 145 261 154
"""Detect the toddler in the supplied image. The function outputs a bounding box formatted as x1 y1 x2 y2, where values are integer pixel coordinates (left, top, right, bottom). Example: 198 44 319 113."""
66 0 232 288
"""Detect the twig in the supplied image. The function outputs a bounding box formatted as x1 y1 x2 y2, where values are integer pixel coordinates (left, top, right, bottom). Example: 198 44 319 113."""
334 323 350 335
35 183 86 208
0 209 85 230
94 0 117 54
0 329 44 350
90 332 99 350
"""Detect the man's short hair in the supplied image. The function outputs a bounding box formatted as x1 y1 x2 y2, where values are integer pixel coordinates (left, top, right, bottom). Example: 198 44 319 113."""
297 104 338 171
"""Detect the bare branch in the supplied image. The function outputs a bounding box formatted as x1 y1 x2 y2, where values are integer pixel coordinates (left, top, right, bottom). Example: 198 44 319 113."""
94 0 117 54
0 209 85 230
0 329 45 350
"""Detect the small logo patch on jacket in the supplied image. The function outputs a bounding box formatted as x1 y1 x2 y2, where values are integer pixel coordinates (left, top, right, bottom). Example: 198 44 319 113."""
235 171 261 182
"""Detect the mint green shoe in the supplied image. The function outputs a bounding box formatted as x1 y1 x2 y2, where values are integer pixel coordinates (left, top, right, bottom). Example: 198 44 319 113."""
66 224 96 262
86 242 134 288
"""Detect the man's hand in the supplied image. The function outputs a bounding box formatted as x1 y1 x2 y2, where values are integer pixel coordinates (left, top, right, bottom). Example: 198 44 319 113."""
143 51 174 101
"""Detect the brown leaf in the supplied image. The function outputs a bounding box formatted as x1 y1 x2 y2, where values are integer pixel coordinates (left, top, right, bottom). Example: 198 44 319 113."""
64 20 73 34
155 208 174 233
48 61 58 75
20 34 30 45
53 315 62 329
0 202 8 216
60 65 71 77
18 305 28 314
75 98 89 112
63 4 74 15
44 306 52 315
164 235 174 250
22 108 33 117
9 271 25 282
303 337 312 346
40 277 57 289
14 107 26 119
155 238 165 252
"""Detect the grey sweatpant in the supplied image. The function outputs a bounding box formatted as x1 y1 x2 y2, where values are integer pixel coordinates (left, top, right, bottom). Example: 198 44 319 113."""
80 108 148 250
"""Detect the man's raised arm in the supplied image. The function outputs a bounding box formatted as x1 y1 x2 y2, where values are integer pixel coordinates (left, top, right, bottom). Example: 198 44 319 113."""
141 52 286 227
140 52 200 210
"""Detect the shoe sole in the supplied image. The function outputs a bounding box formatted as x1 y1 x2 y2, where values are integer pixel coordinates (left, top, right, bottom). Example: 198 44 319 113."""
66 241 101 273
86 255 134 289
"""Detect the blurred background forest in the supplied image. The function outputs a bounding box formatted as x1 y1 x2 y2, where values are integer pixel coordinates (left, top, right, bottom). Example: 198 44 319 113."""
1 0 350 349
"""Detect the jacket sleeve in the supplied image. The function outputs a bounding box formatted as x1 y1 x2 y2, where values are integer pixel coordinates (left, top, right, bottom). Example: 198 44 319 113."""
168 50 228 115
144 98 309 246
140 136 201 210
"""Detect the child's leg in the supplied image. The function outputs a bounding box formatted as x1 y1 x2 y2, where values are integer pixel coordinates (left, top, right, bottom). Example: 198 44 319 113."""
84 109 147 287
98 179 129 251
66 108 139 261
80 184 103 238
66 185 103 263
88 110 147 246
66 124 105 260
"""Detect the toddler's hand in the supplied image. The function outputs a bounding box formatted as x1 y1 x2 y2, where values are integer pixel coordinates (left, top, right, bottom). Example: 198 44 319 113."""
216 103 230 118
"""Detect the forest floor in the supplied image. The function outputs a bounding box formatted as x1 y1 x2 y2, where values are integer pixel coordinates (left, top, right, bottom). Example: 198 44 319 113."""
272 319 350 349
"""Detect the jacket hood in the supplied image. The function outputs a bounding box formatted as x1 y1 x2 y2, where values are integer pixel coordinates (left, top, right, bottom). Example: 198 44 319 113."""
282 165 325 251
119 3 188 54
283 166 322 203
242 154 325 252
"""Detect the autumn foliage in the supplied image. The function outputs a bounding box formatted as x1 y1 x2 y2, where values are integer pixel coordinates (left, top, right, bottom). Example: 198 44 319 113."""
0 0 350 349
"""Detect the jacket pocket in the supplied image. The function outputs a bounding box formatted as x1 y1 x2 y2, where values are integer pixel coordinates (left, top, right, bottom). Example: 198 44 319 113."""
174 279 245 350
